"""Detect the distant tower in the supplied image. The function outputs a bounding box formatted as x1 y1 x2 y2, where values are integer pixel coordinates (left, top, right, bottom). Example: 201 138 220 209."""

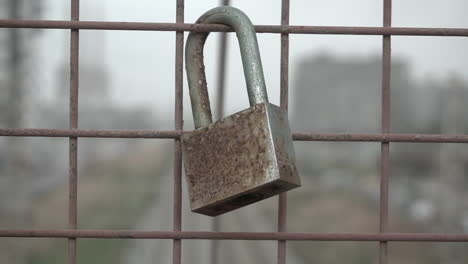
55 1 110 106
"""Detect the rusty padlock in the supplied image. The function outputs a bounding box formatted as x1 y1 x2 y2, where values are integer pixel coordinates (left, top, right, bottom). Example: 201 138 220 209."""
182 6 300 216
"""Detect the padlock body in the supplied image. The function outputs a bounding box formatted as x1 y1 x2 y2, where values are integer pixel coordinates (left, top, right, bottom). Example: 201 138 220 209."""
182 102 300 216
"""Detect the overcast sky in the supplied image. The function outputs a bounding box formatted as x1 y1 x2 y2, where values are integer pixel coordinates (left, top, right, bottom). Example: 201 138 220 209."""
31 0 468 127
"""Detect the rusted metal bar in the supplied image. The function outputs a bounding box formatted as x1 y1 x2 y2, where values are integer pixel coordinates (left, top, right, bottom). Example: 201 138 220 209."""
380 1 392 263
279 1 290 111
214 3 230 122
213 33 229 117
211 1 231 264
68 1 79 264
0 128 181 138
292 133 468 143
0 19 468 36
1 128 468 143
2 229 468 241
278 0 290 263
173 1 184 264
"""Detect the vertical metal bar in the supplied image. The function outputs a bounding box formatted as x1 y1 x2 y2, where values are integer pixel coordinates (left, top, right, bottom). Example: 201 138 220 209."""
211 1 231 263
173 0 184 264
380 0 391 264
278 0 290 263
69 1 79 264
279 0 290 110
214 0 230 121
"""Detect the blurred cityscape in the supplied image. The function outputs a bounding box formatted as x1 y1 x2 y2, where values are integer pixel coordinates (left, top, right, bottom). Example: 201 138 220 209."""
1 1 468 263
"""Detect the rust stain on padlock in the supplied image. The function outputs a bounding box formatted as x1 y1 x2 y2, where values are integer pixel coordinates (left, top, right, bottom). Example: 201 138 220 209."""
182 103 300 216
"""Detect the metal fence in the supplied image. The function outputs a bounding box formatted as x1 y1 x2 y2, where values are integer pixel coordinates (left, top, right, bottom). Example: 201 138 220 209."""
1 0 468 264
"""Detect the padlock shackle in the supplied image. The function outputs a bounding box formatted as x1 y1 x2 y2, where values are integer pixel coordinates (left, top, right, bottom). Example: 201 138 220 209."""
186 6 269 128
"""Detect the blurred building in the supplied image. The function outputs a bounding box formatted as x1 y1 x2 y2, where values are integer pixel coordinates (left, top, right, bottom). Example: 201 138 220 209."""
291 54 417 133
291 54 468 255
0 0 45 206
0 0 43 128
291 54 415 166
0 2 45 263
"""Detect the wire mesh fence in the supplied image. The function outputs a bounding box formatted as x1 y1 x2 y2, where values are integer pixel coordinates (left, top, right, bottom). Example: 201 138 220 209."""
1 1 468 264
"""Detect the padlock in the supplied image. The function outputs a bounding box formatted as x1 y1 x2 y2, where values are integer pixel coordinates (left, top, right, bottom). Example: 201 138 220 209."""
182 6 300 216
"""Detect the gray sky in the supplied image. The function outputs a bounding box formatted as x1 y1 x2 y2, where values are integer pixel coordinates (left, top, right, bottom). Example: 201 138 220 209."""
33 0 468 126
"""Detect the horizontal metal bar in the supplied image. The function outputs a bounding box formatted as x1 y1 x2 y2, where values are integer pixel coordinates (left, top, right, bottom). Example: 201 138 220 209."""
0 128 181 138
293 133 468 143
1 229 468 241
0 19 468 36
1 128 468 143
